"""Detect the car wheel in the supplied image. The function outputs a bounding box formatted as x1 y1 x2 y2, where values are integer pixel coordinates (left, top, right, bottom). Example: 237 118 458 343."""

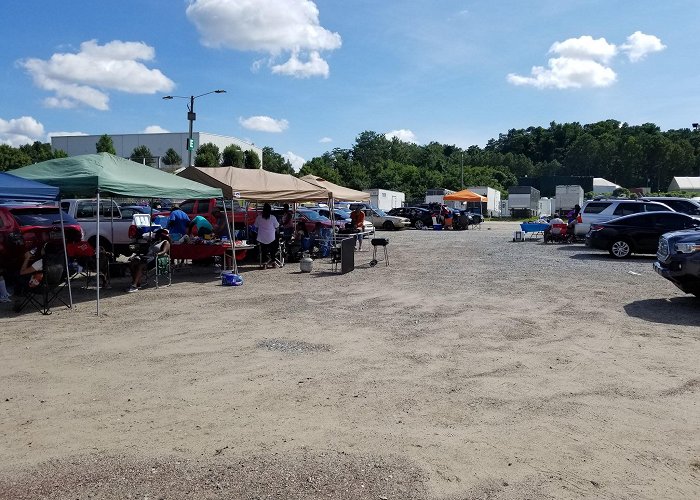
609 239 632 258
383 221 395 230
414 220 425 230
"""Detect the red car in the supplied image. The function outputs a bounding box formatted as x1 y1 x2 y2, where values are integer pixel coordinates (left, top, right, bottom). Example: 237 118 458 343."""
178 199 258 228
0 204 84 272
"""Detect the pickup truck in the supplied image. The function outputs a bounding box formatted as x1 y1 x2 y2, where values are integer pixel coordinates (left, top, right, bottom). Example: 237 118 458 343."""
60 199 151 257
179 198 258 229
654 228 700 297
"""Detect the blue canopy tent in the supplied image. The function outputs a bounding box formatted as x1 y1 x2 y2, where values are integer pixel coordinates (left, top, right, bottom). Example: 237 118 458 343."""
0 171 73 311
0 171 59 202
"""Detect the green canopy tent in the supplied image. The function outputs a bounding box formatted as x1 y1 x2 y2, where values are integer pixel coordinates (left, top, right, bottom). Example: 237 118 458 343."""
12 153 223 314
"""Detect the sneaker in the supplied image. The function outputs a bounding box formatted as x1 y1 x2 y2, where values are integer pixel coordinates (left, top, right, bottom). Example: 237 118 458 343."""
126 286 139 293
0 295 11 303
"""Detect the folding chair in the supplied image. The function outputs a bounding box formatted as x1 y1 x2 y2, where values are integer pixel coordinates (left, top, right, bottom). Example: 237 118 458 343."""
14 245 70 315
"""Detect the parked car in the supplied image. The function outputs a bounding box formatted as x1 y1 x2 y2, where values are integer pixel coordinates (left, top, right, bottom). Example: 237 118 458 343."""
361 207 410 230
178 198 258 228
118 205 162 219
309 207 375 235
639 197 700 215
451 209 483 230
585 212 700 258
654 227 700 297
578 199 674 235
0 204 84 272
387 207 433 230
270 207 334 233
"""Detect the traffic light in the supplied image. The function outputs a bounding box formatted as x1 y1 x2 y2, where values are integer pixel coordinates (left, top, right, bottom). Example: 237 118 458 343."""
186 138 194 151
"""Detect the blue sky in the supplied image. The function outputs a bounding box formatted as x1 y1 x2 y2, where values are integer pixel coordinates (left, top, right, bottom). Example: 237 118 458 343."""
1 1 698 170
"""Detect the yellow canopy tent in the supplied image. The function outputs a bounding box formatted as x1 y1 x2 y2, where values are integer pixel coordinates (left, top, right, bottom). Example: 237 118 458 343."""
443 189 487 202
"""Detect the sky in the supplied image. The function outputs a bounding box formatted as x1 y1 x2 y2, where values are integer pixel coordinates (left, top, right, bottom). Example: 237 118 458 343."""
1 0 699 171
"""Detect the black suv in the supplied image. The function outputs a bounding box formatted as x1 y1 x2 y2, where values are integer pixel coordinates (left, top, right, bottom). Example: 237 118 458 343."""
387 207 433 229
654 228 700 297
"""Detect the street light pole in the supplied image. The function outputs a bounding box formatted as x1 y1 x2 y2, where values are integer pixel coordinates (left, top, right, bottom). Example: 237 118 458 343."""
162 89 226 167
460 151 464 190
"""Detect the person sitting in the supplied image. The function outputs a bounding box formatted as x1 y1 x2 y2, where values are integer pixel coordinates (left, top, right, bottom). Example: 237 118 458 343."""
566 204 582 240
127 229 170 292
12 247 46 310
188 215 213 238
543 213 565 241
211 208 231 239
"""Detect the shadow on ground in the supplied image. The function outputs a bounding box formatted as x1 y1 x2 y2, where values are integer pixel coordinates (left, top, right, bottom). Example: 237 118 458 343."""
624 297 700 326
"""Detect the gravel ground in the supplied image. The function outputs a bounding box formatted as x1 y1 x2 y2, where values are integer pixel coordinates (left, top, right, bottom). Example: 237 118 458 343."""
0 221 698 499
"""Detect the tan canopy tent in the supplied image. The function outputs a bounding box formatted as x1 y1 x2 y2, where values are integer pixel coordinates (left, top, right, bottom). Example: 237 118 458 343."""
443 189 487 202
299 175 370 202
177 166 328 202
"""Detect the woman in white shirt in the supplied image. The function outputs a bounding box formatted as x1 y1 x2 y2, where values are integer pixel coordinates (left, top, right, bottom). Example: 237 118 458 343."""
255 203 279 269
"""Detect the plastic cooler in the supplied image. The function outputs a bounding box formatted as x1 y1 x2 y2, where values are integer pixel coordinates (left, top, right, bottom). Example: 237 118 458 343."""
433 224 443 230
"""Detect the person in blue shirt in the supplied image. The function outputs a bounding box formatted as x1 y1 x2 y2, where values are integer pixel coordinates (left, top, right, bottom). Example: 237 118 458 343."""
167 204 190 237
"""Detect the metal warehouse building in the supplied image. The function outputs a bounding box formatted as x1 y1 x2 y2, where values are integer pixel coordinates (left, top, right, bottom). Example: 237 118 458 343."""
51 132 263 169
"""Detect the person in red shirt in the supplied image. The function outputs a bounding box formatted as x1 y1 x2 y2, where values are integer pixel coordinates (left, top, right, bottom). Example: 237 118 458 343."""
350 207 365 251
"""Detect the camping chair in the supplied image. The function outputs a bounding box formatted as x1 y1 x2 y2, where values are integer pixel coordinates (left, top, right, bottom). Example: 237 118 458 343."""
145 245 172 288
14 243 70 315
544 223 570 244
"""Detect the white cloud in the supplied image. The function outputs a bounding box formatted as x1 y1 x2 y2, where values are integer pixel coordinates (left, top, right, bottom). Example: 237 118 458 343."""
385 129 418 143
186 0 341 78
319 136 332 143
283 151 306 172
21 39 174 110
507 32 664 89
271 50 330 78
142 125 170 134
550 35 617 63
507 57 617 89
239 115 289 133
0 116 45 146
621 31 666 62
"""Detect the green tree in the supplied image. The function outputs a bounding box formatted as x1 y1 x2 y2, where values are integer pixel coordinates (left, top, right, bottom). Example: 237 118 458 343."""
195 143 221 167
163 148 182 167
262 146 294 174
96 134 116 154
244 149 261 169
130 145 156 167
222 144 244 168
0 144 32 171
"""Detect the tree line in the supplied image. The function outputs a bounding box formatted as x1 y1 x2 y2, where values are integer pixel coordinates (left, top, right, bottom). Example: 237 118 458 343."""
2 121 699 201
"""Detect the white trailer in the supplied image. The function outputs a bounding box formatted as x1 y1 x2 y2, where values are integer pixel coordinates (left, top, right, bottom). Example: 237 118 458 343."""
508 186 540 217
554 185 584 215
467 186 501 217
539 197 554 217
365 189 405 211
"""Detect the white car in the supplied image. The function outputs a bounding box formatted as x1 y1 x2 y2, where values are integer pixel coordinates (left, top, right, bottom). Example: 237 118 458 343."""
578 199 673 235
362 207 410 230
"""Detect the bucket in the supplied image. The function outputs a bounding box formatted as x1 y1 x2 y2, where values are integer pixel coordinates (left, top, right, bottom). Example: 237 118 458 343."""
433 224 443 231
221 271 243 286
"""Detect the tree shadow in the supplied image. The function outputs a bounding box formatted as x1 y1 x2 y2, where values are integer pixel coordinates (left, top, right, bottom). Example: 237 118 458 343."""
624 297 700 326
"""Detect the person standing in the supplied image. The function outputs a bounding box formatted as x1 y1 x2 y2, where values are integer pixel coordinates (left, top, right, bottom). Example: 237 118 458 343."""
167 204 190 238
255 203 279 269
211 208 231 239
350 206 365 251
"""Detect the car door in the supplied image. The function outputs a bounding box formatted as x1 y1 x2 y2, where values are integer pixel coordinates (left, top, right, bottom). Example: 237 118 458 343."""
615 213 656 252
641 214 687 253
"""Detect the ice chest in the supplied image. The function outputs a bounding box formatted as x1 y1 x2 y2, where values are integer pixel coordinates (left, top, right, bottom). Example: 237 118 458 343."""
221 271 243 286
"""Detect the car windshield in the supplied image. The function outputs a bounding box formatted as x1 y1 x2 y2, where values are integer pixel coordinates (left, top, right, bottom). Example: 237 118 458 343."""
374 208 387 216
335 209 351 218
11 208 78 226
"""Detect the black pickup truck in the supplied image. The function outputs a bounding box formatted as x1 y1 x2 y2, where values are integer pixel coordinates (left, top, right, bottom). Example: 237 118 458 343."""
654 228 700 297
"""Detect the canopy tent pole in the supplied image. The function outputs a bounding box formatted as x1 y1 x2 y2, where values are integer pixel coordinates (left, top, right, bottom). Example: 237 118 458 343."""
96 191 100 316
58 200 74 310
221 198 237 274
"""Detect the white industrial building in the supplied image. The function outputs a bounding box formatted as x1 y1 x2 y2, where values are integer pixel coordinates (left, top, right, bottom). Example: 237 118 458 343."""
51 132 263 169
364 188 405 211
668 177 700 193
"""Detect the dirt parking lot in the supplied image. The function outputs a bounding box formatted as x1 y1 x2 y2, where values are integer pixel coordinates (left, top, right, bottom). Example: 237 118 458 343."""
1 221 698 499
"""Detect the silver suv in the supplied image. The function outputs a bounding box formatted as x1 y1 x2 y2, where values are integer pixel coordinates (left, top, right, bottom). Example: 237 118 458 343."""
578 199 674 234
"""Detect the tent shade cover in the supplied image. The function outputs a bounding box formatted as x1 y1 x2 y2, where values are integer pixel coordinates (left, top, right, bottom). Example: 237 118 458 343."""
0 172 59 201
668 177 700 192
299 175 370 202
10 153 222 199
443 189 487 202
178 166 329 202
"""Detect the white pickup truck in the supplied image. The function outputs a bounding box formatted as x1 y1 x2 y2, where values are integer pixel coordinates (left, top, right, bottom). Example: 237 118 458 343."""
60 199 151 257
